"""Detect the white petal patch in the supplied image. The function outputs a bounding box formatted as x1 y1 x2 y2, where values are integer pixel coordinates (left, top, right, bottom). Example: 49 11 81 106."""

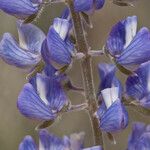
39 140 45 150
124 16 137 49
17 24 28 51
36 76 49 105
53 18 70 40
101 87 119 109
83 145 102 150
53 18 61 35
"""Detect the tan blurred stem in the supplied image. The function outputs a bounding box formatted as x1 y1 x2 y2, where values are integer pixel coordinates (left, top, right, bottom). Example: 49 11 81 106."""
67 103 88 112
67 0 104 147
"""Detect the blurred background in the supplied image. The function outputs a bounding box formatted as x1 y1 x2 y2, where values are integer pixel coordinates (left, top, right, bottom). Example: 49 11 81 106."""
0 0 150 149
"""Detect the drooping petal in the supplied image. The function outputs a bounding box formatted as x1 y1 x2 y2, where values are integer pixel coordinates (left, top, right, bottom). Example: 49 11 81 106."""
17 83 56 121
17 21 45 53
127 122 150 150
19 136 37 150
98 99 128 132
39 130 69 150
0 0 40 19
116 27 150 67
0 33 40 68
106 16 137 56
46 27 73 66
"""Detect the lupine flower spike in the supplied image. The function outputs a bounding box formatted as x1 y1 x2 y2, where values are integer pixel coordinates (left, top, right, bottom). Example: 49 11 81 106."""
0 0 149 149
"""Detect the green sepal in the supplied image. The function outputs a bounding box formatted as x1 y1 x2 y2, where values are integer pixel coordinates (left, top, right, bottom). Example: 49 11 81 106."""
35 120 55 130
114 61 133 75
23 13 38 24
26 60 45 80
113 0 134 7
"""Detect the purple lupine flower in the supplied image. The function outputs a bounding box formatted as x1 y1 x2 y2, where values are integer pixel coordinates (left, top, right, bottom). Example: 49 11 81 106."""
17 73 68 121
106 16 150 72
19 130 102 150
97 63 122 98
0 0 42 19
42 17 74 70
96 87 128 133
74 0 105 13
97 63 128 132
126 61 150 108
127 122 150 150
0 21 45 69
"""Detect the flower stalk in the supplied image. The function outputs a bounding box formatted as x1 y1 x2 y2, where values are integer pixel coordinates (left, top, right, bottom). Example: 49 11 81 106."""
67 0 103 146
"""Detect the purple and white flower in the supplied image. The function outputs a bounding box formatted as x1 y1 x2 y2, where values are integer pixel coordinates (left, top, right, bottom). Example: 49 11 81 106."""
0 21 45 69
74 0 105 13
0 0 42 19
17 73 68 121
42 17 74 70
106 16 150 72
19 130 102 150
126 61 150 108
97 63 128 132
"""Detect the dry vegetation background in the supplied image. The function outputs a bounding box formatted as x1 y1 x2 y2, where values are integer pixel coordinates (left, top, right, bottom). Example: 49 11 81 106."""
0 0 150 149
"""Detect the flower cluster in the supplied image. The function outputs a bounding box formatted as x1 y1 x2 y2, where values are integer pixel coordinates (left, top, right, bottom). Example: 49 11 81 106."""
19 130 102 150
0 0 150 149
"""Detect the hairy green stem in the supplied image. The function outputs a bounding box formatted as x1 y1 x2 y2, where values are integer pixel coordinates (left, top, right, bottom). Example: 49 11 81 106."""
67 0 103 146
